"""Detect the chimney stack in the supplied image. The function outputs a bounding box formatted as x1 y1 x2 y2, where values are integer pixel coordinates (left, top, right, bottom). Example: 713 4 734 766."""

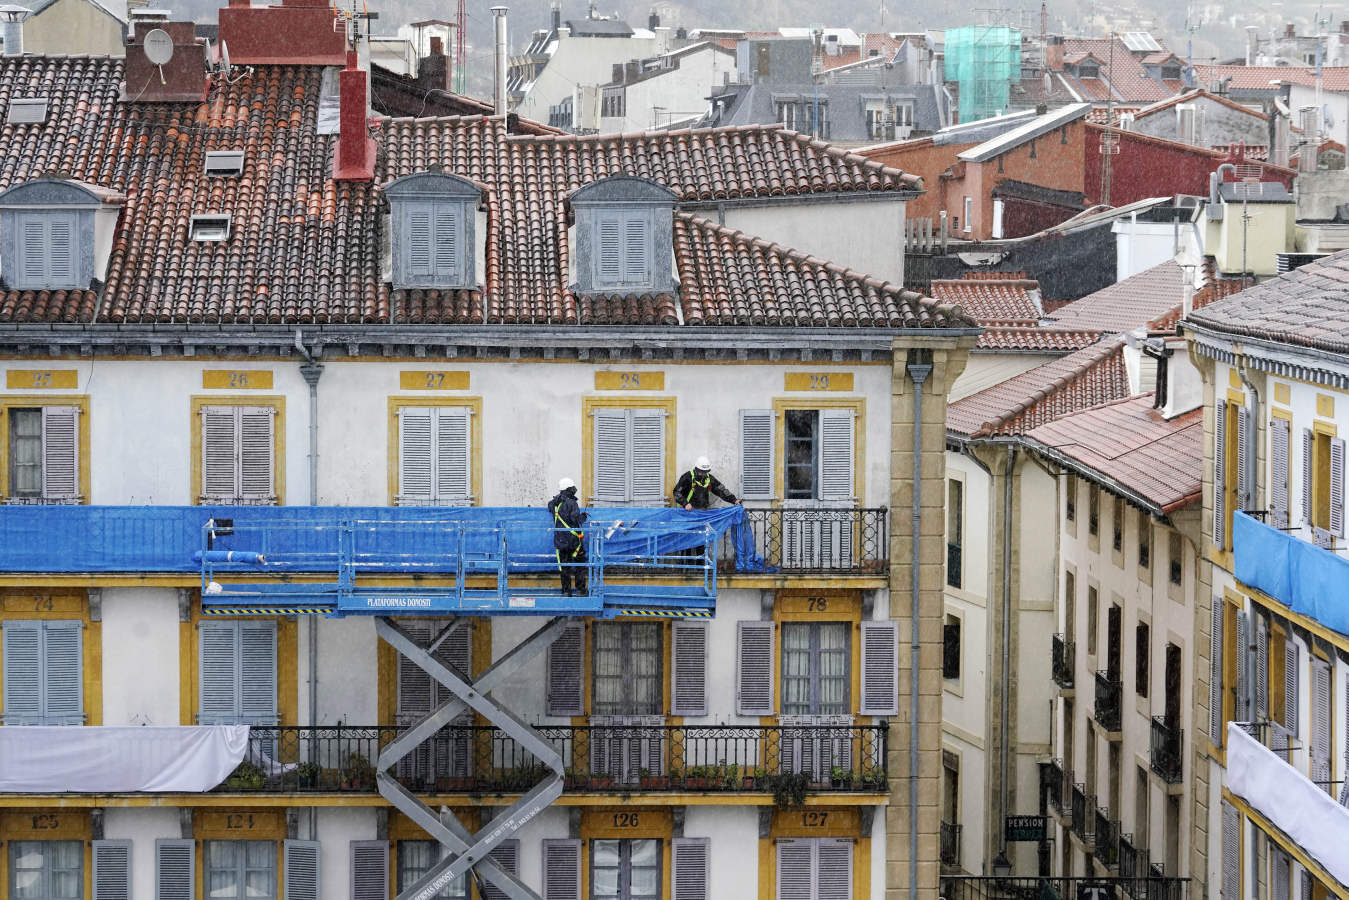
1286 23 1295 38
1045 34 1064 71
551 1 561 31
493 6 508 116
0 5 31 57
333 50 375 181
649 9 659 30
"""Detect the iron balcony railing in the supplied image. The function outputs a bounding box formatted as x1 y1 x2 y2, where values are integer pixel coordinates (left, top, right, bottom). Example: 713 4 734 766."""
1150 716 1184 784
1094 670 1123 732
1119 833 1147 881
1235 720 1298 764
1094 808 1119 867
1052 634 1075 688
1043 759 1065 815
1070 784 1092 843
717 506 889 575
214 723 889 795
939 876 1189 900
940 820 962 867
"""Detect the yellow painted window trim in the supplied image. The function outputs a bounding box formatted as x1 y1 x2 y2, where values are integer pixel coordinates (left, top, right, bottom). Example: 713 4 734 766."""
770 397 865 505
0 395 92 503
389 809 483 898
386 396 484 506
1271 408 1293 422
771 591 866 721
580 396 677 506
0 808 93 900
194 809 287 900
179 601 297 727
189 394 287 505
0 589 102 725
580 807 673 900
1223 790 1349 900
759 807 870 900
1244 584 1349 656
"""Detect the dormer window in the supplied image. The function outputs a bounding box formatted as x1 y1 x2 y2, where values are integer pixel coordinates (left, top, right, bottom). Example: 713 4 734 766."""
385 172 483 291
1161 64 1181 80
0 178 122 292
1078 62 1100 79
570 176 676 295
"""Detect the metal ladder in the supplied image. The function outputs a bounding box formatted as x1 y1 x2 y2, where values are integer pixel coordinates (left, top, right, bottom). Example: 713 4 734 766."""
375 616 571 900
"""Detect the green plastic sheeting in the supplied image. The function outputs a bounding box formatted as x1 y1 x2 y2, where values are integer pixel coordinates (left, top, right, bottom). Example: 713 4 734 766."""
947 26 1022 123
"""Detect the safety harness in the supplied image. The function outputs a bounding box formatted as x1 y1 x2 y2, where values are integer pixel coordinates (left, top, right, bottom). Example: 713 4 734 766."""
554 500 583 561
684 468 710 504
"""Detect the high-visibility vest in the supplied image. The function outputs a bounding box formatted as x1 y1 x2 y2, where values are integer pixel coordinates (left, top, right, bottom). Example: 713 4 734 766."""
684 469 710 503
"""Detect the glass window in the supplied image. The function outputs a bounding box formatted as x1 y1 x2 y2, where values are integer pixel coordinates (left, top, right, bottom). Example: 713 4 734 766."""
1088 488 1100 537
1065 475 1076 521
1136 622 1150 698
947 479 963 589
8 408 42 497
591 839 660 900
10 841 81 900
1168 532 1184 586
398 841 468 898
1112 499 1124 553
943 615 960 680
1087 587 1098 656
785 410 818 500
781 621 850 715
1138 512 1151 569
203 841 275 900
592 622 662 716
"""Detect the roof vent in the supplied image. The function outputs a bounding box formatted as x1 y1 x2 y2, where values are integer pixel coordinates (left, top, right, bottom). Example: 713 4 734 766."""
1275 252 1327 274
6 97 46 124
204 150 244 177
189 214 231 242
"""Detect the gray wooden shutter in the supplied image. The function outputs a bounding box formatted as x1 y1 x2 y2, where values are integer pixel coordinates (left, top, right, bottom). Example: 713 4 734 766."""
1272 850 1290 900
622 213 650 285
41 406 79 500
283 840 320 900
593 408 629 503
1311 658 1332 791
155 839 195 900
1220 800 1239 900
198 620 239 722
736 620 775 716
1303 428 1314 525
239 407 275 501
1255 617 1268 721
406 203 434 277
240 620 278 724
816 838 853 900
1341 673 1349 806
739 409 775 500
546 623 584 717
433 204 460 283
398 407 435 503
1285 639 1299 736
397 620 434 718
597 217 623 286
42 619 83 724
1213 401 1226 549
2 619 42 723
859 621 899 716
201 407 238 500
48 215 75 283
818 408 855 502
1331 437 1345 537
349 841 388 900
480 838 521 900
1235 611 1250 721
671 620 708 716
541 839 582 900
436 407 472 503
775 839 813 900
1271 418 1290 529
93 839 132 900
630 408 666 503
18 215 45 285
1209 598 1224 744
672 837 709 900
1236 406 1251 511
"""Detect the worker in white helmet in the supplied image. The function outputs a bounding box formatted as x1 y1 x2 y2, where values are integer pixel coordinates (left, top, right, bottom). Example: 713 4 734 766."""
672 456 741 511
548 477 589 595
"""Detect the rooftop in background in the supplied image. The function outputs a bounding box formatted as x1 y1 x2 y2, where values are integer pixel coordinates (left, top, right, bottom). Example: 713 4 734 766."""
930 275 1042 326
1022 393 1203 514
1193 64 1349 93
1045 260 1187 333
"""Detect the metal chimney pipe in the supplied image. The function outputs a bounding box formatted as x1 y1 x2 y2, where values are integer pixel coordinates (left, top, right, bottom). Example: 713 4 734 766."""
492 6 508 116
0 5 32 57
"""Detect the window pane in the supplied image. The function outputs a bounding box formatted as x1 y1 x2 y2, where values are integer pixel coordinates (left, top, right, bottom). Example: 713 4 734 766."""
629 839 658 867
12 842 46 900
593 623 662 716
398 841 465 898
630 623 661 715
785 410 818 499
592 624 625 716
9 408 42 496
781 623 813 716
818 623 850 714
592 840 620 868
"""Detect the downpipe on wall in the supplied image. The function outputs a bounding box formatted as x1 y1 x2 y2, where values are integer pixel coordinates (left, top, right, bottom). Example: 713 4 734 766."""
296 329 324 840
906 349 932 900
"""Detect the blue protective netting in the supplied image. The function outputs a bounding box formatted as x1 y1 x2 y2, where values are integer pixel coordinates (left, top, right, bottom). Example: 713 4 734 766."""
0 505 771 574
1233 511 1349 637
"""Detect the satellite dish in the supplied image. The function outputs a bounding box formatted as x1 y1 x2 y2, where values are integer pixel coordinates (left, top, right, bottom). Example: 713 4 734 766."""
143 27 174 66
220 39 231 75
1324 103 1336 131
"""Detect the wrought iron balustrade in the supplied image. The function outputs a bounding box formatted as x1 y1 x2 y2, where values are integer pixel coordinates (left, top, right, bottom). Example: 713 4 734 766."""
940 821 962 867
1094 809 1118 867
717 506 889 574
1043 759 1064 815
1052 634 1074 688
1094 670 1122 732
1150 716 1184 784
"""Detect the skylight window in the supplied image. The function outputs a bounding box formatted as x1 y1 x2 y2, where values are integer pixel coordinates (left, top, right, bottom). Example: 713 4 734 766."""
7 99 48 125
190 214 232 242
204 151 245 177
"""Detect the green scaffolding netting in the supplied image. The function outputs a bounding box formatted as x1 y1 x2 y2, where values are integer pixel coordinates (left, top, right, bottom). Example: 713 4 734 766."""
947 25 1023 123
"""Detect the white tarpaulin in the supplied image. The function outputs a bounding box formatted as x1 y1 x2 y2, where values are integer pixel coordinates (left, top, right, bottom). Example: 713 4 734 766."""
0 725 250 792
1226 722 1349 886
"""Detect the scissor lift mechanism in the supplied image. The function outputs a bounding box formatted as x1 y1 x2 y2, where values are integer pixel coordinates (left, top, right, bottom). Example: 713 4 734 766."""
195 516 720 900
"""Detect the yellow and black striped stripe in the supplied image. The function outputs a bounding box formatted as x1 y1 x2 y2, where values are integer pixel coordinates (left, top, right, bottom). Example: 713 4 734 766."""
202 606 327 616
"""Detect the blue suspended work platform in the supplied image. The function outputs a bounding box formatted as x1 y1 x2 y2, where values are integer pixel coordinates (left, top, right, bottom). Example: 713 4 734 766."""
0 504 767 619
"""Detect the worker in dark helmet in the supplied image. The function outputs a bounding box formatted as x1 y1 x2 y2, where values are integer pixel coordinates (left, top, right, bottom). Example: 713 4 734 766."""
672 456 741 510
548 477 589 596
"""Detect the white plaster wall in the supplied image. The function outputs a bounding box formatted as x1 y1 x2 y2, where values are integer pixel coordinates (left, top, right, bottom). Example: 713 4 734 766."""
1113 221 1181 281
1288 84 1349 161
101 587 181 726
510 806 573 892
102 807 182 898
950 355 1057 403
516 35 666 124
684 805 762 897
720 198 907 285
868 804 886 899
317 807 380 900
601 49 738 132
311 616 380 726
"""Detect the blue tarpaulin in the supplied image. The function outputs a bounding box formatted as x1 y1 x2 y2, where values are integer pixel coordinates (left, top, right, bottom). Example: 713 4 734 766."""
1233 511 1349 637
0 504 767 574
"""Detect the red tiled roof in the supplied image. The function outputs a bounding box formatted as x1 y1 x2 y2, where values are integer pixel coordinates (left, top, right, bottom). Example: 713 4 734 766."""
1061 37 1176 102
1022 393 1203 512
1194 64 1349 93
946 336 1131 436
1087 106 1142 124
1045 260 1186 332
0 55 961 329
930 277 1041 326
976 326 1101 352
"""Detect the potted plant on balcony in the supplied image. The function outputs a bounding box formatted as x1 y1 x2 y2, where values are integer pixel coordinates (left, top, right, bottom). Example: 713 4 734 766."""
590 770 616 789
341 753 375 791
751 766 769 790
667 766 683 788
722 764 740 790
638 768 669 790
830 766 853 790
770 771 811 809
564 768 581 790
295 762 321 790
222 761 265 792
686 766 710 789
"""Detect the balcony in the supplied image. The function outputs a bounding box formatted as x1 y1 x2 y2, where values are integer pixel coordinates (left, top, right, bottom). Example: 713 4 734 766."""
1233 511 1349 638
1227 722 1349 887
1070 783 1093 844
1094 671 1122 733
1043 759 1065 815
939 876 1190 900
1052 634 1075 689
1094 808 1118 867
1150 717 1184 784
1234 720 1296 764
201 724 890 796
718 506 889 575
1118 833 1147 880
940 820 962 868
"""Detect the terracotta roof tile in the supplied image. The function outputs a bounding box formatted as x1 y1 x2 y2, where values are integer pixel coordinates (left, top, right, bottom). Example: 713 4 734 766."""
976 326 1102 352
1045 260 1186 333
930 277 1041 326
1023 393 1203 512
1061 37 1177 102
1193 64 1349 93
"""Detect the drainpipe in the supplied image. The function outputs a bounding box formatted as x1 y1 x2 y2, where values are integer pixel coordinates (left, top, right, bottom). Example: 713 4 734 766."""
905 349 933 900
1000 445 1014 864
295 330 323 840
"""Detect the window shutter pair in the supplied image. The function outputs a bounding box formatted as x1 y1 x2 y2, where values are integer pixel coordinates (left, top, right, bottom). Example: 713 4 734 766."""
397 407 472 505
547 839 697 900
201 406 275 502
396 618 471 718
1208 598 1224 745
403 201 462 285
592 408 665 504
1213 402 1226 549
14 211 78 289
284 840 321 900
198 619 277 724
818 409 855 502
2 619 83 724
1271 418 1290 529
775 837 852 900
595 212 650 288
740 408 853 502
1284 639 1299 736
735 620 898 717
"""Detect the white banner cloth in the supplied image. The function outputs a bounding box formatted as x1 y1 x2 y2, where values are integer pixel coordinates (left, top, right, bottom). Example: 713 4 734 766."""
0 725 250 792
1226 722 1349 886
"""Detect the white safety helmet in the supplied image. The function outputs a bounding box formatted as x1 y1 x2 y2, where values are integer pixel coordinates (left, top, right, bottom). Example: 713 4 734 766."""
694 456 711 471
558 477 576 491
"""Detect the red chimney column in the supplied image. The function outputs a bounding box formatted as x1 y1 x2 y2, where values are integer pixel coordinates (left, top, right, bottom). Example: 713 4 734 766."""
333 50 376 181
